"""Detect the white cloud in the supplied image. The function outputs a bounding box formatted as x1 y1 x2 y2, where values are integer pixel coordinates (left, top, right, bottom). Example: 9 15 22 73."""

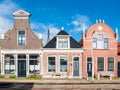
0 0 19 36
70 15 91 33
31 23 59 45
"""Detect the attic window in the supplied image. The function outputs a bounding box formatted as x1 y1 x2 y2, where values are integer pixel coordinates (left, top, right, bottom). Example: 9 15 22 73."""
58 38 68 48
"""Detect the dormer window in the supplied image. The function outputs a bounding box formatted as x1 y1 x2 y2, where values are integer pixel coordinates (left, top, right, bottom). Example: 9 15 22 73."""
58 38 68 48
57 36 70 49
18 31 26 46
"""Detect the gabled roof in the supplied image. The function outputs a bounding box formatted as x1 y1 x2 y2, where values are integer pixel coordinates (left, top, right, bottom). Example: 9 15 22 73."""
44 30 81 48
13 10 30 17
57 30 69 35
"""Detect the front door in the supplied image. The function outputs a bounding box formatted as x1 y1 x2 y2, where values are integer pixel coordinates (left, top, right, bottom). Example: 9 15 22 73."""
73 57 79 76
87 57 92 77
18 60 26 77
118 62 120 77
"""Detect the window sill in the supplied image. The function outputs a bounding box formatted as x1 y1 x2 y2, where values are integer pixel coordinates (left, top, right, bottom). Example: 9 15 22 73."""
93 49 109 50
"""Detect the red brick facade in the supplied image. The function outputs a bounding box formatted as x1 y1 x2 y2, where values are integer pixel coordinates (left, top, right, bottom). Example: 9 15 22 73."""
82 21 118 78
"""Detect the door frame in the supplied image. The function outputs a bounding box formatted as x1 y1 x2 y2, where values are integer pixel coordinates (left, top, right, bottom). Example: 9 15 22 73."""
18 60 26 77
118 62 120 77
86 57 92 77
72 56 80 77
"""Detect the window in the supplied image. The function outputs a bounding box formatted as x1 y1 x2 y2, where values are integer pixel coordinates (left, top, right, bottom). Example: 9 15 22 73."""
92 34 108 49
108 57 114 71
48 57 55 72
4 54 15 74
92 38 97 49
18 31 25 45
29 54 40 74
104 38 108 49
60 56 67 72
58 38 68 48
97 57 104 71
97 34 103 49
73 57 79 61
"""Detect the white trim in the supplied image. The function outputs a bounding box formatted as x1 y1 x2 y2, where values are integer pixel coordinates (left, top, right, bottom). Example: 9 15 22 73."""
41 53 43 75
15 54 18 77
26 54 29 75
43 49 83 53
15 17 29 19
1 49 42 54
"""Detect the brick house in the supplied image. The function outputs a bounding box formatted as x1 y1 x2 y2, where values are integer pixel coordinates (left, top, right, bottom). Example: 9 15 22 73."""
81 20 118 79
0 9 120 79
43 28 83 78
0 10 43 77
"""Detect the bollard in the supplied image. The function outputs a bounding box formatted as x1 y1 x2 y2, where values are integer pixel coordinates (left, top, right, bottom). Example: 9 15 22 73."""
98 73 100 80
87 73 88 80
110 74 112 80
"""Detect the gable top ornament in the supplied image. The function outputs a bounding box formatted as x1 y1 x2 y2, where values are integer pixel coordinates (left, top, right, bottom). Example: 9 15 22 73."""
13 10 30 17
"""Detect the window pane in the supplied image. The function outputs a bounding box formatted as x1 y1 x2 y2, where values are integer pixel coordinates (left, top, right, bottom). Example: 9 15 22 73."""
4 54 15 74
108 57 114 71
48 57 55 72
60 56 67 72
92 38 97 49
74 57 79 61
97 57 104 71
97 34 103 40
29 54 40 74
104 38 108 49
58 38 68 48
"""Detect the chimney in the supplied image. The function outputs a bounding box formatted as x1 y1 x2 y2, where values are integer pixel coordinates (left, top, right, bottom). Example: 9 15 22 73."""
47 29 50 43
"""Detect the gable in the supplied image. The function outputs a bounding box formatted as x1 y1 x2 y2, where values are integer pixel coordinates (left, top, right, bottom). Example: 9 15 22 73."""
44 30 81 48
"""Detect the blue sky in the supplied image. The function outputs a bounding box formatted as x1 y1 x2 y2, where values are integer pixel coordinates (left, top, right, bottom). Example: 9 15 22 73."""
0 0 120 44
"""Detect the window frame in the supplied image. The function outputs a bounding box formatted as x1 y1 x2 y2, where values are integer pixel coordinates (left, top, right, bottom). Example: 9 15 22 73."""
4 54 15 74
29 54 40 74
92 34 108 49
97 57 104 71
60 56 68 72
48 56 56 72
17 30 26 46
108 57 114 71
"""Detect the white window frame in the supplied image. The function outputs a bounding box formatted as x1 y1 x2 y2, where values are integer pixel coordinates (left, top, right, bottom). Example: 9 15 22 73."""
47 56 56 73
56 36 70 49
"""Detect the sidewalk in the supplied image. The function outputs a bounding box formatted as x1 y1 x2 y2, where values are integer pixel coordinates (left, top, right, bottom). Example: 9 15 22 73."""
0 78 120 83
